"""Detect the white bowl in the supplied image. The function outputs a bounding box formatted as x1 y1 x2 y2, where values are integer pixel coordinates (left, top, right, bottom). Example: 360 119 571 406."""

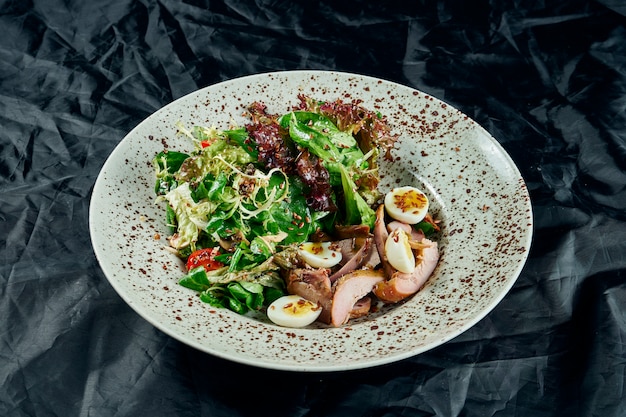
89 70 533 372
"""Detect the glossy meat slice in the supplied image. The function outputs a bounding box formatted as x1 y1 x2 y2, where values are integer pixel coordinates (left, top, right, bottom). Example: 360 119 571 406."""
285 268 333 324
333 224 371 239
329 237 374 282
373 205 395 278
373 204 440 303
349 296 373 320
387 220 425 242
373 239 439 303
330 269 385 327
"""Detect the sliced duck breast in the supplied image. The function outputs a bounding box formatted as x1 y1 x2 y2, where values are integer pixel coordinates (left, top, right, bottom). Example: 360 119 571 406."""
334 224 371 239
373 204 440 303
387 220 425 242
330 269 385 327
349 296 373 320
373 205 395 278
286 268 333 324
373 239 439 303
329 237 374 282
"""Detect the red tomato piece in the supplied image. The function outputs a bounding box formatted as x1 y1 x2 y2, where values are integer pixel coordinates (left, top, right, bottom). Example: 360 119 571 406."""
186 248 223 272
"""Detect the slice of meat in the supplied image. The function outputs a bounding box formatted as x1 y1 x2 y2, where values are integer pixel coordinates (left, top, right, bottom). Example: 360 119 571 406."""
387 221 425 242
386 221 412 234
333 238 361 265
362 247 381 269
329 237 374 282
330 269 385 327
349 296 373 320
373 205 395 278
286 268 333 324
373 239 439 303
334 224 371 239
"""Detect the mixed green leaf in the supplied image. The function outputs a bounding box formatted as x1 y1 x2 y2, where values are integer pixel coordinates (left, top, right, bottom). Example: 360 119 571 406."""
152 96 398 315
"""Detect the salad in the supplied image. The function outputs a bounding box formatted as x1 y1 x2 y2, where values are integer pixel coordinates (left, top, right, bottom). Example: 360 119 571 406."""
152 95 440 327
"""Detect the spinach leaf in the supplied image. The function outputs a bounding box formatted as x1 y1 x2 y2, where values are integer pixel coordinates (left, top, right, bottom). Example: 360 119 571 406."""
199 289 228 309
194 171 228 201
279 111 367 173
280 112 343 174
262 176 316 244
179 266 211 292
186 269 286 315
154 150 189 174
153 150 189 194
263 286 284 305
414 220 437 237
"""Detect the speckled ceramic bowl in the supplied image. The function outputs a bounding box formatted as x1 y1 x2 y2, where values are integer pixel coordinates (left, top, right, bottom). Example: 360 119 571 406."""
89 71 533 372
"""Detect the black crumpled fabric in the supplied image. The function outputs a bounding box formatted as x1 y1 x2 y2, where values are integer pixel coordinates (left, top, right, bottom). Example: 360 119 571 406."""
1 0 625 416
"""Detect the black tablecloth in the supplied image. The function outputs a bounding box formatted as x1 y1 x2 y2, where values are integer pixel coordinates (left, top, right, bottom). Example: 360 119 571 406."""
2 1 625 416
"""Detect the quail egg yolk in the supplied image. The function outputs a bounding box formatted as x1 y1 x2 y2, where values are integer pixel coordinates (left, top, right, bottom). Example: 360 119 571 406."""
384 186 429 225
385 228 416 273
298 241 342 268
267 295 323 328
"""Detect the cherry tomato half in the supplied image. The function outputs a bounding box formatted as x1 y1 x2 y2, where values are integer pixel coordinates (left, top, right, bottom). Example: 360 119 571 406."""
186 247 223 272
